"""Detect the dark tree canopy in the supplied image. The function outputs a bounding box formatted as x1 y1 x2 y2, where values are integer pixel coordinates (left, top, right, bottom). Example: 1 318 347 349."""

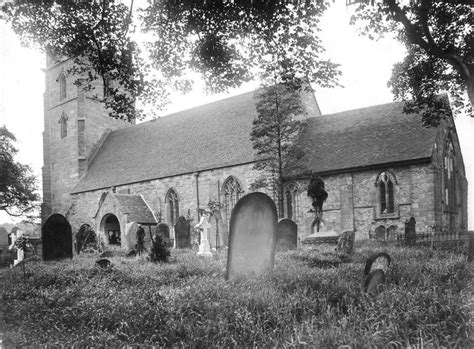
351 0 473 126
2 0 340 120
0 126 39 217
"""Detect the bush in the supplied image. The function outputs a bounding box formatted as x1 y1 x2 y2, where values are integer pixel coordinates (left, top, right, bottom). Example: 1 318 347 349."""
149 235 170 262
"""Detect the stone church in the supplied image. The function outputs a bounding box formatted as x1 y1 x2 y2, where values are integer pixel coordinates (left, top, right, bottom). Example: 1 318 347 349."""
42 56 468 249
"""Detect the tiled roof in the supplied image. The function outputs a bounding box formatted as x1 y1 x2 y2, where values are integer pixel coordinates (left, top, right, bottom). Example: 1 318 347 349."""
283 101 438 177
73 91 262 193
114 194 157 224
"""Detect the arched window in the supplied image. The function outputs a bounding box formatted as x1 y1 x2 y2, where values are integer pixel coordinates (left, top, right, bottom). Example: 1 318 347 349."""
58 73 67 101
59 112 68 139
166 188 179 226
376 171 396 215
444 138 456 211
284 183 299 220
222 176 243 228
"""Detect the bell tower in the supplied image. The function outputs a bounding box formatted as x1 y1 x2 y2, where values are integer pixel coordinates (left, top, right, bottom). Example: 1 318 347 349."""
41 55 129 221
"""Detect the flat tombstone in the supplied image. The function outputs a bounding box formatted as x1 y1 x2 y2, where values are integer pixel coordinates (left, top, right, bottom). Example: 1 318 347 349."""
405 217 416 246
374 226 386 240
277 219 297 250
42 214 73 261
226 192 278 280
124 222 139 251
174 216 191 248
155 222 170 245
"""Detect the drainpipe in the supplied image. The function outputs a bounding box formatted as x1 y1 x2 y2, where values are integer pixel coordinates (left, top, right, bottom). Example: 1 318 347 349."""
194 172 200 221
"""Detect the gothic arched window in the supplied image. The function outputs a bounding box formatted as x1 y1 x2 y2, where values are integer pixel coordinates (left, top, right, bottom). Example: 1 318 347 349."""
284 183 299 220
58 73 67 101
59 112 68 139
166 188 179 226
376 171 396 215
222 176 243 228
444 138 456 211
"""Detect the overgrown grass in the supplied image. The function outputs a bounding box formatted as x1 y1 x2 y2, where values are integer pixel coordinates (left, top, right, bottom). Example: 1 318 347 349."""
1 242 472 347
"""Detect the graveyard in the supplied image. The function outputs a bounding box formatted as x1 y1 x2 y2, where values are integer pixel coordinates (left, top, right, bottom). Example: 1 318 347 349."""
1 235 472 347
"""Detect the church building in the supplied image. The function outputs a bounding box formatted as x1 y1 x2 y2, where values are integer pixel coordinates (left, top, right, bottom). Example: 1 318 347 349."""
42 57 468 248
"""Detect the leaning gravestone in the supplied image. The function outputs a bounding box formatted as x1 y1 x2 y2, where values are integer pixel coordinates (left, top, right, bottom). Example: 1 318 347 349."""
364 252 391 275
226 192 278 280
364 269 386 295
42 214 73 261
155 222 171 246
405 217 416 246
276 219 297 250
336 230 355 254
174 216 191 248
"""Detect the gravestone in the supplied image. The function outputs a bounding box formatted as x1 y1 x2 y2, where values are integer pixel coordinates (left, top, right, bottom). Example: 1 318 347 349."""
387 225 397 240
405 217 416 246
468 232 474 263
124 222 139 252
364 252 391 275
276 219 297 250
155 222 171 246
174 216 191 248
374 226 386 240
42 214 73 261
336 230 355 254
95 258 111 268
195 214 212 257
364 269 386 295
226 192 278 280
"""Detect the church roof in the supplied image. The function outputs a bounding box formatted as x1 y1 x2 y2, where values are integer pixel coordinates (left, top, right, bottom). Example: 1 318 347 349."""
283 101 438 178
73 91 261 193
72 91 438 193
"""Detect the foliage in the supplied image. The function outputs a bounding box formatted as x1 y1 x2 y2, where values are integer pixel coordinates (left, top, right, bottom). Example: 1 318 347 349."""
250 83 307 216
75 224 98 254
0 126 39 218
0 244 471 347
149 235 170 263
351 0 473 126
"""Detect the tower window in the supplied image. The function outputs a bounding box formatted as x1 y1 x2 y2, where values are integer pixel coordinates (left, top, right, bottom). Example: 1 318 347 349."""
444 138 456 212
59 112 68 139
58 73 67 101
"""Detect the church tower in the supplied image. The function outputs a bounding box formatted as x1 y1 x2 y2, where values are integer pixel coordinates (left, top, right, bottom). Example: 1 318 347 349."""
41 56 129 221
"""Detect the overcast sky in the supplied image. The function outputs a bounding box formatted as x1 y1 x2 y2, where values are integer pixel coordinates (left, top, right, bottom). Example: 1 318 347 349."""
1 0 473 227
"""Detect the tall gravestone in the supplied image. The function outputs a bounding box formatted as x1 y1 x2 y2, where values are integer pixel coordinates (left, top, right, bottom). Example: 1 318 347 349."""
226 192 278 280
276 219 297 250
124 222 139 251
405 217 416 246
155 222 171 246
374 226 386 240
174 216 191 248
42 214 73 261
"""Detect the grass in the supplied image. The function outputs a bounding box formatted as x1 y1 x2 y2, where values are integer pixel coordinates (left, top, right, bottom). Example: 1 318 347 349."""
0 241 472 348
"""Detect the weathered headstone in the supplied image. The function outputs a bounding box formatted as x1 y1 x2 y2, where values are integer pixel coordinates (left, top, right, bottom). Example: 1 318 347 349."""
387 225 397 240
95 258 111 268
154 222 170 246
174 216 191 248
276 219 297 250
195 213 212 257
468 232 474 263
374 225 386 240
226 192 278 280
336 230 355 254
42 214 73 261
364 269 386 295
124 222 139 251
405 217 416 246
364 252 391 275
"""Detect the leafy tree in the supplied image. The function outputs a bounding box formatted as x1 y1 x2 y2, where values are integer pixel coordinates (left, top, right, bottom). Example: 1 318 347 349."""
351 0 473 126
250 84 307 217
0 126 39 218
2 1 340 120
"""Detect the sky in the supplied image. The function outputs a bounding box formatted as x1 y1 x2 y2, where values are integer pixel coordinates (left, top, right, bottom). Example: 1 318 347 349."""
0 0 473 227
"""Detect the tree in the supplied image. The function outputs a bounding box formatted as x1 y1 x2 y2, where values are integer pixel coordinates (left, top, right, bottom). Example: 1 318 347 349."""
250 84 307 217
2 1 340 120
0 126 39 218
350 0 473 126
